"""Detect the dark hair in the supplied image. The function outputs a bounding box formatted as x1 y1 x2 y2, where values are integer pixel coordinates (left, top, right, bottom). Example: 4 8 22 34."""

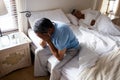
33 18 54 33
71 9 76 14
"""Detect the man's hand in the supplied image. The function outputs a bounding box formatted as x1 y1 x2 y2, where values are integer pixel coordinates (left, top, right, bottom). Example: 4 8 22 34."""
41 33 51 42
57 53 64 61
40 40 47 48
90 19 96 26
36 32 51 42
36 32 66 61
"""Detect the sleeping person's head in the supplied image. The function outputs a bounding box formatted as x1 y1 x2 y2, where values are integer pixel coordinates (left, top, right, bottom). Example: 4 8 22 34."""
71 9 85 19
71 9 96 26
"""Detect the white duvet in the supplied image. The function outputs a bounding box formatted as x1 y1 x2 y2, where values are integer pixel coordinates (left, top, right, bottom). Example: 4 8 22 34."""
77 46 120 80
78 27 118 54
94 14 120 36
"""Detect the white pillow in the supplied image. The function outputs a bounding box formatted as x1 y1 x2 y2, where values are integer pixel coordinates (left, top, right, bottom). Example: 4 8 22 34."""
66 13 79 26
29 9 70 28
81 8 91 14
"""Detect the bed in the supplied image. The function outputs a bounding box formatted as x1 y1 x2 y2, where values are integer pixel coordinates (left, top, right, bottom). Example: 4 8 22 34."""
27 8 120 80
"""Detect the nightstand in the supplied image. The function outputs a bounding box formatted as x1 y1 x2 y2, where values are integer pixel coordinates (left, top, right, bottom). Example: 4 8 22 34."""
0 32 31 78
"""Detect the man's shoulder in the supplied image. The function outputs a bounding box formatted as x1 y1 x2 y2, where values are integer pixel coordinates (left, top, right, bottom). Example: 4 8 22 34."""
55 21 69 29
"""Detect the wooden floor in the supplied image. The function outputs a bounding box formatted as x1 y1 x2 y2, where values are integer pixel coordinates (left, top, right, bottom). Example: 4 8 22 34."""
0 65 50 80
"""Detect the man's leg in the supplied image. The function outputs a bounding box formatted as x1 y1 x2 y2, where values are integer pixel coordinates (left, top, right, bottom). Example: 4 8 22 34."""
50 48 80 80
34 47 52 76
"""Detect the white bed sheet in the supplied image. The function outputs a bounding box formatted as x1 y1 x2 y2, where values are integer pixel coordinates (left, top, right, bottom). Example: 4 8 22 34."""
61 55 80 80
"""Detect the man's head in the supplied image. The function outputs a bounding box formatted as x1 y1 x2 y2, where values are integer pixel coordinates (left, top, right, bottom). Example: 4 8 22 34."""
33 18 54 39
71 9 84 19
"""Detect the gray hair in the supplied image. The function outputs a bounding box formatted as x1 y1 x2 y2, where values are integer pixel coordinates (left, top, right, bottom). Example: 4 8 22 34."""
33 18 54 33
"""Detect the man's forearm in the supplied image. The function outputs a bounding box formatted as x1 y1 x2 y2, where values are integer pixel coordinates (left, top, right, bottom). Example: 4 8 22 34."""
47 40 59 58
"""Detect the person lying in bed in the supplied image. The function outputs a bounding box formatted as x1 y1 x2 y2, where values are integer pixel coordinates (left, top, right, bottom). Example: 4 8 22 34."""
71 9 101 29
33 18 80 80
71 9 120 36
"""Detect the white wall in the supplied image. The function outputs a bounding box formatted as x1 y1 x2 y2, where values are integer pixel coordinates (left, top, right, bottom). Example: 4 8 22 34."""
26 0 95 13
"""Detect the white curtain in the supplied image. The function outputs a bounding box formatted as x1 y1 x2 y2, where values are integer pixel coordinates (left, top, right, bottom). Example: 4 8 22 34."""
15 0 28 34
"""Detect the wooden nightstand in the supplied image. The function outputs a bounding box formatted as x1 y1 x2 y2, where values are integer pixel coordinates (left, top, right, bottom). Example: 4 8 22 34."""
0 32 31 78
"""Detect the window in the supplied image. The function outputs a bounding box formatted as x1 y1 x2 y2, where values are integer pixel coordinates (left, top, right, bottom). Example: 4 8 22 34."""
100 0 119 19
0 0 18 32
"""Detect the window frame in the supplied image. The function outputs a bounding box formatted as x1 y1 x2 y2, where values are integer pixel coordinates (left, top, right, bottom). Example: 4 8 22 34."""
0 0 18 33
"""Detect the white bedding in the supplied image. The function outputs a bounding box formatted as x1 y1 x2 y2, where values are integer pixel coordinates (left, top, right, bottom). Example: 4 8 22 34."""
94 14 120 36
77 46 120 80
79 27 118 54
61 55 80 80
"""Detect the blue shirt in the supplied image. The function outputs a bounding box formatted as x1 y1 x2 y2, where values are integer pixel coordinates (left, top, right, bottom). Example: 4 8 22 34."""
51 22 79 50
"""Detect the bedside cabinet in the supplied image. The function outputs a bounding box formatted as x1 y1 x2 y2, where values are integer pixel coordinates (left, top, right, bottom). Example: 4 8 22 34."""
0 32 31 78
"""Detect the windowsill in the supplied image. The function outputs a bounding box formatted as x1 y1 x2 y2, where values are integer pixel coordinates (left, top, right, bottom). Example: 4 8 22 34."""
1 29 19 37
